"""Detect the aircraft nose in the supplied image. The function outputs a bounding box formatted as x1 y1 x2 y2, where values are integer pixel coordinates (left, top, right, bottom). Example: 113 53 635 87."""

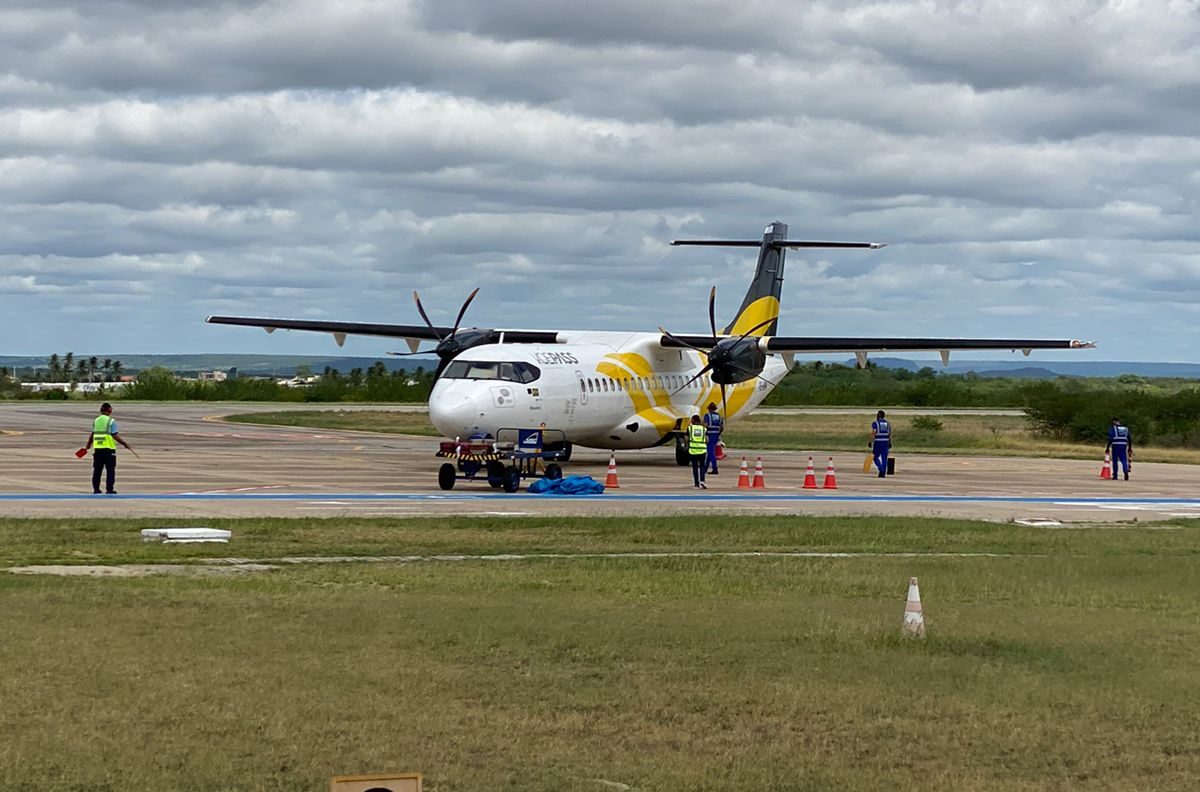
428 384 489 438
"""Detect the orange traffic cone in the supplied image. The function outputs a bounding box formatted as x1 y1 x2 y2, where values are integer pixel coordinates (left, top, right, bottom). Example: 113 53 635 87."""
736 457 750 489
802 456 818 489
822 456 838 489
751 456 766 489
1099 452 1111 480
902 576 925 638
605 452 620 488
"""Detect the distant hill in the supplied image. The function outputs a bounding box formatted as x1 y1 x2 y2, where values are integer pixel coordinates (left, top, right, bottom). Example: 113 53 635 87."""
858 357 1200 379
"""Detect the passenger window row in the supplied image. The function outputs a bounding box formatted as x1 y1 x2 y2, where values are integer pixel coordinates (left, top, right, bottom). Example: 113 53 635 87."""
579 374 708 394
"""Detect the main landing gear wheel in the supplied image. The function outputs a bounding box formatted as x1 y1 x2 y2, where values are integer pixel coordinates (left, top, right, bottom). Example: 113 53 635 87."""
486 460 506 488
675 443 690 466
544 463 563 481
438 463 457 490
502 465 522 493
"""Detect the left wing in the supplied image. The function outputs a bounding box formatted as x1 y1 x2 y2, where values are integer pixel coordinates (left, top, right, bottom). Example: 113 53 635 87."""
761 337 1095 353
659 334 1092 352
659 333 1094 365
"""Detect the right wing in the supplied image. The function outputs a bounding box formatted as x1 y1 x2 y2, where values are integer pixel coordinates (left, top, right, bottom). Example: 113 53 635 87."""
205 316 560 349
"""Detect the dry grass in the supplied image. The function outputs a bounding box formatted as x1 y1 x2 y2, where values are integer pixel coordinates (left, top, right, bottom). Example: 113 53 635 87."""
224 410 1200 464
3 516 1200 790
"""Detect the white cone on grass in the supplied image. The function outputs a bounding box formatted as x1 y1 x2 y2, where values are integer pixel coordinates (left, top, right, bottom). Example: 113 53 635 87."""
902 576 925 638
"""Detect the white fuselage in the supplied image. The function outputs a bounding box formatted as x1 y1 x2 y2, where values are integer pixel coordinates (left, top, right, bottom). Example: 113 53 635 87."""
428 331 790 449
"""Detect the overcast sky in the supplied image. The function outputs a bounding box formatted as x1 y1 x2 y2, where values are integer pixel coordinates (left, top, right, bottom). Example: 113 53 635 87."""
2 0 1198 361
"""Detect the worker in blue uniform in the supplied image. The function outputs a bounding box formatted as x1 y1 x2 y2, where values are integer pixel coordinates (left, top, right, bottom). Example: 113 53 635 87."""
870 410 891 478
702 402 723 475
1106 417 1132 480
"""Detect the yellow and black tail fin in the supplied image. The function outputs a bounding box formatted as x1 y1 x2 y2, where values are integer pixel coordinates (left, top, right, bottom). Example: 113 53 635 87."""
671 222 884 337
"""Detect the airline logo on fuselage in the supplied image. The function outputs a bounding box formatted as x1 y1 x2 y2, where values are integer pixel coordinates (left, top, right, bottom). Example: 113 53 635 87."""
532 351 581 365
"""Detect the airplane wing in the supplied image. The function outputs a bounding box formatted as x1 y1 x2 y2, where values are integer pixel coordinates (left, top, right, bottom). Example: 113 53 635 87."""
659 333 1094 364
760 337 1094 353
205 315 559 348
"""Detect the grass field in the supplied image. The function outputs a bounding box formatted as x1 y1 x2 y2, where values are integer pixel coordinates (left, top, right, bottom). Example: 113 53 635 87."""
3 516 1200 791
224 409 1200 464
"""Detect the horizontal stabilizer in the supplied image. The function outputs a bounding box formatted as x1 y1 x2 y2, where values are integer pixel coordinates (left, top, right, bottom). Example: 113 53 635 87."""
671 239 885 249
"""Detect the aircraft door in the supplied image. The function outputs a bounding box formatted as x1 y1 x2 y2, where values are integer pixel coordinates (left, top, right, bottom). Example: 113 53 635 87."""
576 370 588 405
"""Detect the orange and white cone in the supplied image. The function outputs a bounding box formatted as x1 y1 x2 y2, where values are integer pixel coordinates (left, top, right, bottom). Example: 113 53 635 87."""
736 457 751 489
1099 452 1111 480
751 456 766 489
902 576 925 638
604 452 620 488
822 456 838 489
802 456 818 489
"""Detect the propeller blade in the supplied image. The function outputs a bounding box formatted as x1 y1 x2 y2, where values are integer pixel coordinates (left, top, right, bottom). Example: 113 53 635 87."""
386 351 429 356
720 382 728 424
433 356 452 381
659 326 710 354
451 287 480 336
412 291 443 340
676 362 710 393
708 286 718 344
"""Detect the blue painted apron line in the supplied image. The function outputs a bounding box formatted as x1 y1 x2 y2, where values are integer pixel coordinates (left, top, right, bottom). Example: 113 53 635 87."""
4 493 1200 505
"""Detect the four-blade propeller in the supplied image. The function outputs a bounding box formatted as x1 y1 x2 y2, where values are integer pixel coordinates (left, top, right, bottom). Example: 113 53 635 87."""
392 288 492 379
659 286 778 421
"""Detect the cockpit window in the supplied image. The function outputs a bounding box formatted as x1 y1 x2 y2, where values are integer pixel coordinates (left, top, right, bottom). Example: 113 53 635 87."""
442 360 541 383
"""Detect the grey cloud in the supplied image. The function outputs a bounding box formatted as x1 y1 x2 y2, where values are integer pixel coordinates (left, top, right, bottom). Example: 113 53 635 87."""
1 0 1198 359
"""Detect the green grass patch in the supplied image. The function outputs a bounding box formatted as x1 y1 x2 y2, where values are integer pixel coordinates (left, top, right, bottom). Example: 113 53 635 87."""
224 409 1200 463
3 517 1200 789
224 408 441 436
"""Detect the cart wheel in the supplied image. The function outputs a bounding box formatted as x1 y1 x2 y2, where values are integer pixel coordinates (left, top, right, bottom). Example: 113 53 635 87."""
438 463 457 491
544 463 563 480
486 460 505 489
502 465 521 493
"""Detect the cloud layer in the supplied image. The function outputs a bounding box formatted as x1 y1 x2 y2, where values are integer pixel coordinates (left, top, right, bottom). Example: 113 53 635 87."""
2 0 1198 360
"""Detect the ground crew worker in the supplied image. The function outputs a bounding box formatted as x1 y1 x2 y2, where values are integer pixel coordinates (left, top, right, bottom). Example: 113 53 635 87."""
702 402 723 475
870 409 891 478
83 402 133 494
1106 417 1132 481
687 414 708 489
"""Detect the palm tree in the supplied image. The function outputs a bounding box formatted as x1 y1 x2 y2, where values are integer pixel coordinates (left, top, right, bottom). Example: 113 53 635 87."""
76 360 88 382
63 352 74 383
111 360 124 379
48 354 61 382
102 358 113 381
88 356 99 382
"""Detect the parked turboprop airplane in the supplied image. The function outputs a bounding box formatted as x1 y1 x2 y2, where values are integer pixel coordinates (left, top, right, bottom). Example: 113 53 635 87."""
207 222 1092 459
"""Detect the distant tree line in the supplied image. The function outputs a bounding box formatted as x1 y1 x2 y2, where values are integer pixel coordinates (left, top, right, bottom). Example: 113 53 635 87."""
1021 381 1200 447
23 353 127 383
764 362 1030 408
123 363 433 402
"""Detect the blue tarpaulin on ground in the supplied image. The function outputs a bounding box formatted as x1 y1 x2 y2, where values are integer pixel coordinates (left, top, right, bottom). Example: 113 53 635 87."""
528 475 606 495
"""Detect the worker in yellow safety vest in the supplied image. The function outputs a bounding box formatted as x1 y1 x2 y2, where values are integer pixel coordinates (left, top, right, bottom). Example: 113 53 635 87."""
687 414 708 489
83 402 133 494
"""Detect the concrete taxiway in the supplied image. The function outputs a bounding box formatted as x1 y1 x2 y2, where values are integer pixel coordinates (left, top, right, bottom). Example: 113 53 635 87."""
2 402 1196 523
